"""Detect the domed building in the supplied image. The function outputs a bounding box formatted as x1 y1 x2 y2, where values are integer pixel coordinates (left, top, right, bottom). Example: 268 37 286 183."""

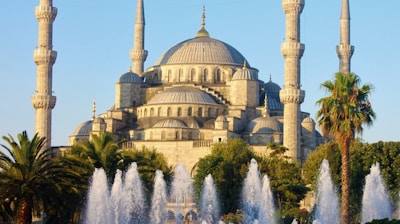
69 1 325 170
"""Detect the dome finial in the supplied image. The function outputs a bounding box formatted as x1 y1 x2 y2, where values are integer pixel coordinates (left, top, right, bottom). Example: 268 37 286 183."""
196 6 210 38
243 59 247 69
269 74 272 82
91 99 96 121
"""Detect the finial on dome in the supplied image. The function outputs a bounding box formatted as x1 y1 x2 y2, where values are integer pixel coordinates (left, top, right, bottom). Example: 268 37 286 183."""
196 6 210 38
243 60 247 69
91 99 96 121
269 74 272 82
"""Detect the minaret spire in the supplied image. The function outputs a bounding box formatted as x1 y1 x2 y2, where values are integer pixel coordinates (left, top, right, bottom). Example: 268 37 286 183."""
337 0 354 74
130 0 148 75
279 0 305 162
32 0 57 148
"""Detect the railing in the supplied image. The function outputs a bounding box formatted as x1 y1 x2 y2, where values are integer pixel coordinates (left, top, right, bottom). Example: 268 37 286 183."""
192 140 213 148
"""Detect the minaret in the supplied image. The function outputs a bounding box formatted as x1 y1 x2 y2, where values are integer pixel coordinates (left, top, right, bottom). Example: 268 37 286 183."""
130 0 148 75
279 0 305 162
32 0 57 149
336 0 354 73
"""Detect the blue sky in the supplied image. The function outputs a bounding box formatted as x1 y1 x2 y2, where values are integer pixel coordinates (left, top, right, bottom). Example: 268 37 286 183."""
0 0 399 146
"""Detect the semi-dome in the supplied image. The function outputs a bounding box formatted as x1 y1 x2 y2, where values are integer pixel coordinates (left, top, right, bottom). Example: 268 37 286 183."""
155 36 249 66
71 120 92 136
246 116 281 134
118 71 142 83
147 86 218 105
153 119 188 128
232 62 257 80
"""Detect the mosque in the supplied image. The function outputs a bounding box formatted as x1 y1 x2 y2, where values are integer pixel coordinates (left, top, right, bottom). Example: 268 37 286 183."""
33 0 353 170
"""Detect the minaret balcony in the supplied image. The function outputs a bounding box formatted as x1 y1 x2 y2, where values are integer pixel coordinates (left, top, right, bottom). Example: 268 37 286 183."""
35 5 57 22
33 49 57 65
32 95 56 110
281 42 305 58
282 0 304 14
279 88 305 104
336 44 354 58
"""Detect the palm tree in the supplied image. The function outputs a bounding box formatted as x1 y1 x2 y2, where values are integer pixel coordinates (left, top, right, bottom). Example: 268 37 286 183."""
71 132 119 179
316 72 375 224
0 131 85 224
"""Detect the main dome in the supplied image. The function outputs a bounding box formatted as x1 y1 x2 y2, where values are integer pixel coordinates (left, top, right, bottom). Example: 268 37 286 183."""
155 36 249 66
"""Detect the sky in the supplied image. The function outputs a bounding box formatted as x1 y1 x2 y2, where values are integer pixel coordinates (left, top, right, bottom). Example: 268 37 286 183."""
0 0 399 146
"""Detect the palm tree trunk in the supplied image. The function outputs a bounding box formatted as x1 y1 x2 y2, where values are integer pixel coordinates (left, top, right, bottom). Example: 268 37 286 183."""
18 196 32 224
340 141 350 224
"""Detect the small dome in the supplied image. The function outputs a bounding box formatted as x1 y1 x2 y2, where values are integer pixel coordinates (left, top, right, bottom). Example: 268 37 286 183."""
246 116 281 134
71 120 92 136
155 37 249 66
302 116 315 124
153 119 188 128
261 79 283 110
118 71 142 83
147 86 218 105
232 64 257 80
264 79 281 93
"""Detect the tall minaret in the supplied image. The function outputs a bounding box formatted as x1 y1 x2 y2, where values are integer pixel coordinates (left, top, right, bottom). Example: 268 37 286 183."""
130 0 148 75
336 0 354 73
32 0 57 149
279 0 305 162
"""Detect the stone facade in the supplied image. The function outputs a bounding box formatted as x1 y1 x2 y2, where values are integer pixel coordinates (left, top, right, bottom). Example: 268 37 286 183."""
69 1 325 171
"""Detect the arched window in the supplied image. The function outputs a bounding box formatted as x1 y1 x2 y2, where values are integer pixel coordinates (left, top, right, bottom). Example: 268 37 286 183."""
200 132 204 140
216 108 219 116
190 68 196 82
208 108 212 117
150 108 154 117
203 69 208 82
144 109 147 117
188 107 192 116
150 131 153 140
161 131 166 140
177 107 182 116
167 69 172 82
158 107 161 116
188 132 193 140
167 107 171 116
198 107 203 117
178 69 183 82
216 69 221 82
137 133 142 140
175 131 180 140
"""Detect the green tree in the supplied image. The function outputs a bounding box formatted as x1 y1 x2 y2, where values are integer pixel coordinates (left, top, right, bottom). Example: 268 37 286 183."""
71 132 119 179
0 131 84 224
316 72 375 224
193 139 256 215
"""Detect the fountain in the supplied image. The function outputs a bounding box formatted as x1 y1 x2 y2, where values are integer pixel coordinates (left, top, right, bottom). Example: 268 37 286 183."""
200 174 220 224
84 168 113 224
242 158 276 224
312 159 340 224
84 158 400 224
84 163 146 224
150 170 168 224
168 163 196 223
360 162 392 224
